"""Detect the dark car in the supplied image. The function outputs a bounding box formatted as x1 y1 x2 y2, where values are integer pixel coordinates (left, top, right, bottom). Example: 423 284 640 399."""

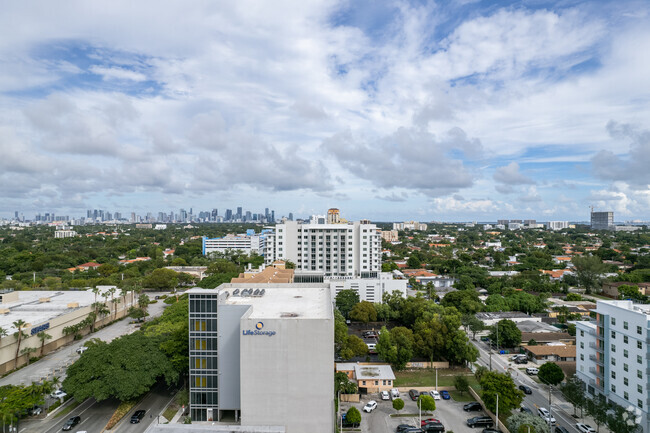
515 357 528 364
422 422 445 432
421 418 441 426
130 409 146 423
519 384 532 394
342 413 360 428
463 402 482 411
554 427 570 433
440 390 451 400
520 407 533 415
467 416 494 428
409 389 420 401
62 416 80 431
397 425 417 432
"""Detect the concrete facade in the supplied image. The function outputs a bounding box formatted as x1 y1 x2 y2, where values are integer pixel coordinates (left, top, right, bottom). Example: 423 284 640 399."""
188 284 334 433
576 300 650 433
328 272 406 304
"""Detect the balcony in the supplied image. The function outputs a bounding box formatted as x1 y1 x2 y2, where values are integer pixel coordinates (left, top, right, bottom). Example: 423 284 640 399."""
589 367 597 375
589 342 597 349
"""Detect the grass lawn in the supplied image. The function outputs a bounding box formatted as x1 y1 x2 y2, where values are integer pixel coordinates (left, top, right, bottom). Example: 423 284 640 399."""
448 390 475 402
394 369 478 388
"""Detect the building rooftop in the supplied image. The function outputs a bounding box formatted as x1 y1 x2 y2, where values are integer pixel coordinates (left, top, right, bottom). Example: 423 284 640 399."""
525 344 576 358
353 364 396 381
187 284 332 319
516 320 560 333
475 312 532 320
0 289 99 334
521 332 574 343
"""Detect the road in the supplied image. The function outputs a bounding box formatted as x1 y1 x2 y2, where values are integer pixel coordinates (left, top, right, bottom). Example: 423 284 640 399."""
115 382 179 433
0 292 170 387
471 338 608 433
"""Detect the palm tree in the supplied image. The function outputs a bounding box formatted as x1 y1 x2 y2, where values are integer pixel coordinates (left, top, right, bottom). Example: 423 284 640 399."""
111 298 120 320
37 331 52 357
20 347 37 364
12 319 27 370
0 326 8 348
107 287 117 319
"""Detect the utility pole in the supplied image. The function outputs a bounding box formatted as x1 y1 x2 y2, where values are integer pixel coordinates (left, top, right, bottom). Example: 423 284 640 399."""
495 393 499 432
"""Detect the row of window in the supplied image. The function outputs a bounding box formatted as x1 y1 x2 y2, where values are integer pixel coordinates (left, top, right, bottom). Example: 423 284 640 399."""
190 319 217 332
190 338 217 351
610 385 645 409
611 341 644 352
190 356 218 370
189 299 217 313
611 369 644 380
192 375 218 388
190 392 218 405
360 379 392 386
611 317 644 335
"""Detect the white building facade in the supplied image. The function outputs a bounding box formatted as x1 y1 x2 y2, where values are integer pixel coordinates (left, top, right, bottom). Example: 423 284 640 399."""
203 232 268 256
546 221 570 230
576 300 650 433
264 219 380 278
328 272 407 303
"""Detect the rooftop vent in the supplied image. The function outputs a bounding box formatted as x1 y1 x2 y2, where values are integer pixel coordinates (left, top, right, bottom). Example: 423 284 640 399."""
280 312 299 318
233 289 240 296
253 289 260 296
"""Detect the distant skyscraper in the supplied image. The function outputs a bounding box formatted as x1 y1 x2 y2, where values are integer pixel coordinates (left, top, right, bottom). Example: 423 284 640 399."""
225 209 233 221
288 213 293 221
591 210 614 230
271 210 275 222
236 206 243 220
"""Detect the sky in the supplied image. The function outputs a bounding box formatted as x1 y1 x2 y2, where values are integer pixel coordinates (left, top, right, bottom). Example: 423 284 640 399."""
1 0 649 222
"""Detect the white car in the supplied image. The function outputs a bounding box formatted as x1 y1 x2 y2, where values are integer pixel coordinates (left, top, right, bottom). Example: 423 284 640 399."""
50 390 67 399
537 407 556 425
76 346 88 354
390 388 400 399
363 401 378 413
381 391 390 400
576 423 596 433
429 390 441 400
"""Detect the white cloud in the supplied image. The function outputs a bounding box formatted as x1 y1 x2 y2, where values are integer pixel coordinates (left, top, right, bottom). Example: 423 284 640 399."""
89 65 148 82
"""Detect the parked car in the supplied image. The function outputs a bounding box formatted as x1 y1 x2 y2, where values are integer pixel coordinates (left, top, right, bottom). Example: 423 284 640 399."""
409 389 420 401
342 413 360 428
537 407 556 425
76 346 88 355
440 390 451 400
422 422 445 432
463 402 482 411
526 367 539 375
576 423 596 433
62 416 80 431
555 427 570 433
51 390 67 399
421 418 441 426
28 406 42 416
515 357 528 364
429 390 441 400
363 400 378 413
520 407 533 415
391 388 400 399
467 416 493 428
396 424 417 432
519 385 532 394
130 409 146 423
381 390 390 400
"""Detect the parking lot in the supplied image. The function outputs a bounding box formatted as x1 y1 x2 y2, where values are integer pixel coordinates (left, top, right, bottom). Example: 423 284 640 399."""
340 389 493 433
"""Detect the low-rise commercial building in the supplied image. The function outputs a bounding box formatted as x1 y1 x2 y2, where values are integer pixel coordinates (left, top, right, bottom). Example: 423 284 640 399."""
188 284 333 433
202 231 269 256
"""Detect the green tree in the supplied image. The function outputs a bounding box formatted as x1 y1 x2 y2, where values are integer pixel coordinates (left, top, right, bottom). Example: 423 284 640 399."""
349 301 378 323
571 255 607 294
392 398 405 411
142 297 189 373
346 406 361 424
474 365 488 382
538 362 564 386
585 395 609 433
462 314 485 340
63 332 177 402
335 372 358 394
606 402 643 433
376 326 414 371
407 255 421 268
480 371 524 414
417 394 436 412
143 268 178 291
454 375 469 395
507 412 550 433
489 319 522 348
561 375 586 417
335 290 360 318
340 335 368 360
37 331 52 356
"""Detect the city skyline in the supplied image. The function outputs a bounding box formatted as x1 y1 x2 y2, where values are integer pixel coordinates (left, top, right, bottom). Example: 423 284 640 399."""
1 1 649 221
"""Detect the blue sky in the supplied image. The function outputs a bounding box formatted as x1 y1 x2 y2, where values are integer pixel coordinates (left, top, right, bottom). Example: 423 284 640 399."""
0 0 649 222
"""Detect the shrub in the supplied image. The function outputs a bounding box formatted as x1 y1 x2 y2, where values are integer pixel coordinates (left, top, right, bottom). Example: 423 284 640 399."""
392 398 405 411
346 407 361 424
106 400 137 430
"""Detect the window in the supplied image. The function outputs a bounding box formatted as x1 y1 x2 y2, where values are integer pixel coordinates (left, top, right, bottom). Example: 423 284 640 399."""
638 385 643 393
612 330 616 338
611 357 616 366
383 380 386 385
638 370 643 379
611 384 616 392
581 330 585 337
639 400 644 409
624 363 628 372
580 342 584 349
637 341 643 350
624 349 629 358
624 336 628 344
624 391 629 400
624 321 629 330
362 381 366 386
612 317 616 325
375 380 379 385
611 344 616 352
624 378 629 386
580 354 584 361
638 355 643 364
611 371 616 379
637 326 643 335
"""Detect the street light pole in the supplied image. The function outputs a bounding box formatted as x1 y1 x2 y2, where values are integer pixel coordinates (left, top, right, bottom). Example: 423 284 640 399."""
435 368 438 391
495 393 499 432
